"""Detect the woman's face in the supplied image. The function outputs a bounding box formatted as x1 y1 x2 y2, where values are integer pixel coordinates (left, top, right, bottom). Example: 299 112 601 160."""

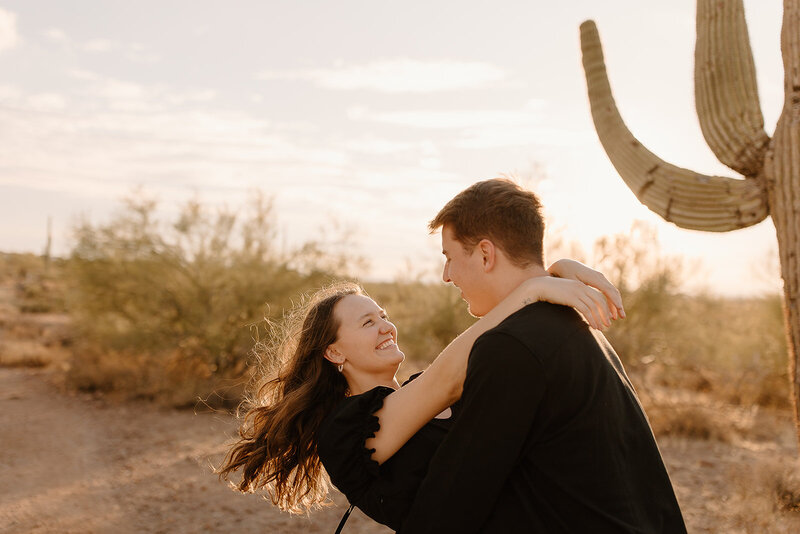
328 294 405 375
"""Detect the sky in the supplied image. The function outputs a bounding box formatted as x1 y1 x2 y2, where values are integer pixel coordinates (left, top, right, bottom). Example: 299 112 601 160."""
0 0 786 296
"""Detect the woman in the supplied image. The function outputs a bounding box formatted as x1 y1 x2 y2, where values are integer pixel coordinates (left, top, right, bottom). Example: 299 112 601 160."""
219 260 623 531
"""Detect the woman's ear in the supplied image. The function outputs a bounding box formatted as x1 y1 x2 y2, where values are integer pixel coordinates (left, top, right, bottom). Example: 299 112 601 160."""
324 346 344 365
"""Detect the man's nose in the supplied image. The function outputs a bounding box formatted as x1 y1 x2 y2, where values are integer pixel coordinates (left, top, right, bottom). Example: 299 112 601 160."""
442 264 451 283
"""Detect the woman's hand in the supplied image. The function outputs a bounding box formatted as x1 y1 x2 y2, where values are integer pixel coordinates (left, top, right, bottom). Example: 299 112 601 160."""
547 259 624 321
518 260 624 330
519 277 611 330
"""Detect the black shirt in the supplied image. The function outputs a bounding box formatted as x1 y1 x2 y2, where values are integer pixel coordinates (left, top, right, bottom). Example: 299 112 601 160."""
400 302 686 534
317 378 452 531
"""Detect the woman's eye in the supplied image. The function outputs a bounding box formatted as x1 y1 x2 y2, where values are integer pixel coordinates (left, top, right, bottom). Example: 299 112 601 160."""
363 319 373 326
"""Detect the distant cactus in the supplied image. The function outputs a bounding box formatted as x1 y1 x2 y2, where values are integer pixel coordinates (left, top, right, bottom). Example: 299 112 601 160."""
580 0 800 445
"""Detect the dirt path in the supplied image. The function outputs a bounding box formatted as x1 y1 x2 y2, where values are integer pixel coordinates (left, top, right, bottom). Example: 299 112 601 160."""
0 367 390 534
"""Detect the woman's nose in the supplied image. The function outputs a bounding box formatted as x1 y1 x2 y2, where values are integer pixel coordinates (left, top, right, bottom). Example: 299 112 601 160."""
379 319 394 333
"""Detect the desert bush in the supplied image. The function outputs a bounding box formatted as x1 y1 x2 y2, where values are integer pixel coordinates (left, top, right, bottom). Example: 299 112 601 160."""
0 339 51 368
592 221 685 367
0 311 72 369
0 252 67 313
645 401 735 442
638 295 789 410
592 222 789 410
65 192 350 406
63 190 480 405
0 252 46 282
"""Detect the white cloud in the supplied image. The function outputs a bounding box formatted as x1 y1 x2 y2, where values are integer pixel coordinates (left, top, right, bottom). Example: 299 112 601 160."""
0 84 21 100
339 135 419 155
349 100 547 129
94 78 146 101
453 126 593 150
82 38 115 52
0 7 19 54
165 89 216 105
27 93 67 111
365 109 527 128
125 43 160 64
68 71 210 110
0 77 350 199
43 28 68 43
41 29 159 63
345 100 589 149
258 58 507 93
81 39 161 63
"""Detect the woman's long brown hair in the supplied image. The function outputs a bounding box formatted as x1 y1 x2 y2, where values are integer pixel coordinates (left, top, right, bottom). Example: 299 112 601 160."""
218 282 361 513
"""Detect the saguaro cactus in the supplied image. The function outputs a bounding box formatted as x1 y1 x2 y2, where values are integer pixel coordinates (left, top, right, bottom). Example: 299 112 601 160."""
580 0 800 444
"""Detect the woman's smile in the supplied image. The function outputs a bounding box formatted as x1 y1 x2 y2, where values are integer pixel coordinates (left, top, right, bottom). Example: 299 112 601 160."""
376 338 397 350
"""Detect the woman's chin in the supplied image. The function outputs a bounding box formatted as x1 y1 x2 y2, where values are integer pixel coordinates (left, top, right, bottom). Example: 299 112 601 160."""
375 346 404 360
384 350 405 371
388 350 405 367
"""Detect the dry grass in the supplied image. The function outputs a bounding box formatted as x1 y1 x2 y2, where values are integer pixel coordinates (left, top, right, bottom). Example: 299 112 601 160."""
725 459 800 533
0 339 53 368
646 401 736 442
605 295 789 419
0 264 71 370
65 346 246 407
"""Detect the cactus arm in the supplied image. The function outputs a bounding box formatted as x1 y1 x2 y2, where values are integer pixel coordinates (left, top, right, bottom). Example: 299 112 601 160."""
695 0 770 176
580 20 768 231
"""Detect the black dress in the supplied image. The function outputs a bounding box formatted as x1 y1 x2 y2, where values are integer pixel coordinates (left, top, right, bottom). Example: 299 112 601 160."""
316 378 451 532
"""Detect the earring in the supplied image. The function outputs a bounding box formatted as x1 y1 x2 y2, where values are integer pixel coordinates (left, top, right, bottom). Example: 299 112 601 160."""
337 363 344 373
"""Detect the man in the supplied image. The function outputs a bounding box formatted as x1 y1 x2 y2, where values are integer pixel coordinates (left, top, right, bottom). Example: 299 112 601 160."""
400 178 686 533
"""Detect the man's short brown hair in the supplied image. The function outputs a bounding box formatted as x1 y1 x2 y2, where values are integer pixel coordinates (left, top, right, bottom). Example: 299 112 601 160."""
429 178 545 267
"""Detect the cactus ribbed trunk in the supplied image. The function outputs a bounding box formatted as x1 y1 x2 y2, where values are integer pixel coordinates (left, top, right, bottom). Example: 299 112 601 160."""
771 0 800 446
580 0 800 447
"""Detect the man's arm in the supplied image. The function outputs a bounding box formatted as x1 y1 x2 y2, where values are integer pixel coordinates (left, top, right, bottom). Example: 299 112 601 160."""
400 332 545 534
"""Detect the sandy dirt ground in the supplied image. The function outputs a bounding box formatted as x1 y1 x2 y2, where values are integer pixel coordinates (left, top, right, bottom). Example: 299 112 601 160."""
2 365 800 534
0 367 390 534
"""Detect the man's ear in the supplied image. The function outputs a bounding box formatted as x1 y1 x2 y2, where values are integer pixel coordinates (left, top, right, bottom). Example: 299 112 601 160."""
324 346 344 365
478 239 496 272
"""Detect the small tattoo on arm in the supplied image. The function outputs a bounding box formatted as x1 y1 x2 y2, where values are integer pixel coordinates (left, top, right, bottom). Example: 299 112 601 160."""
523 297 534 306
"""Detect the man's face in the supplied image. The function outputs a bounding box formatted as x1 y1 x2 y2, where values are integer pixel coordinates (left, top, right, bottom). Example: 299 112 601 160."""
440 225 493 317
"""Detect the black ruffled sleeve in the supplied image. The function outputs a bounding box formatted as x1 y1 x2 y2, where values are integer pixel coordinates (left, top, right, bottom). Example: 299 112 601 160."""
402 372 423 386
317 386 394 508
